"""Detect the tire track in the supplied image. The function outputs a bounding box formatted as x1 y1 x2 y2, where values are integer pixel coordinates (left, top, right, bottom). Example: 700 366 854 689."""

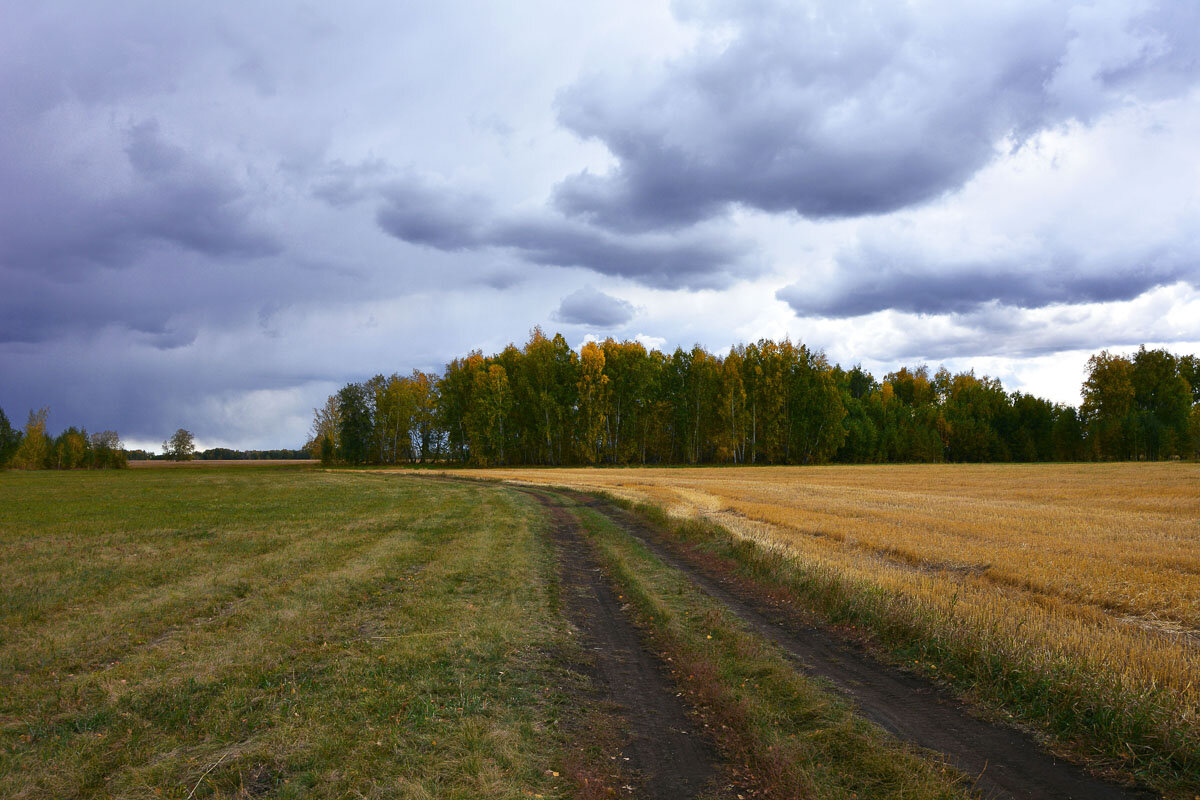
569 492 1159 800
525 489 725 800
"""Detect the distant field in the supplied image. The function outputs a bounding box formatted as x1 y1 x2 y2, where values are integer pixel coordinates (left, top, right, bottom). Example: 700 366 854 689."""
464 464 1200 624
0 468 572 799
455 463 1200 784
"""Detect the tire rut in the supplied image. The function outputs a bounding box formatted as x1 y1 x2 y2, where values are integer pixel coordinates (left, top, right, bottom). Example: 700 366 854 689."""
524 489 724 800
570 493 1159 800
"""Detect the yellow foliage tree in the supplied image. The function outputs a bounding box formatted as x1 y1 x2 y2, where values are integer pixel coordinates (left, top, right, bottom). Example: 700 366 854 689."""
13 408 50 470
576 341 609 464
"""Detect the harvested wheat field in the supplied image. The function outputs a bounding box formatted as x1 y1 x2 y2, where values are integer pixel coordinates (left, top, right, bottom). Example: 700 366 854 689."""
452 462 1200 787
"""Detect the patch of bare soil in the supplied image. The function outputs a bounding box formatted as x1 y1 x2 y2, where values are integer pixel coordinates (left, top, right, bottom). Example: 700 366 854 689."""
526 490 728 800
576 495 1158 800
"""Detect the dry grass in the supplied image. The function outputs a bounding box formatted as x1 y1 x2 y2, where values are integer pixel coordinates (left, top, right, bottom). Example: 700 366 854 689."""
447 463 1200 791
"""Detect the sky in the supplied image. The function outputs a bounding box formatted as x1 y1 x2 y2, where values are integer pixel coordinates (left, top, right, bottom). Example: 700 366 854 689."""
3 0 1199 451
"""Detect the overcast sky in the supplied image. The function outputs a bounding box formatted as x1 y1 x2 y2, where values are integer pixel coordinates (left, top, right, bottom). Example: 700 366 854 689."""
3 0 1199 450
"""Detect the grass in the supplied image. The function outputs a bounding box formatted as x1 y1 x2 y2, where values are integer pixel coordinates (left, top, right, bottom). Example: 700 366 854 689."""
0 467 578 799
562 493 973 800
10 463 1194 797
450 463 1200 797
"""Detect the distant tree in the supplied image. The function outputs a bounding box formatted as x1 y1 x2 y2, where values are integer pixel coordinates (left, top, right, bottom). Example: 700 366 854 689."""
465 362 511 465
91 430 127 468
319 434 336 465
1051 405 1086 461
846 364 878 400
410 370 439 461
787 346 846 464
601 338 652 463
1130 346 1192 459
336 383 372 464
0 407 20 467
576 341 609 464
1178 354 1200 406
1081 351 1135 459
307 395 341 463
54 426 89 469
1190 405 1200 460
437 355 477 463
371 373 417 464
163 428 196 461
296 334 1190 468
716 348 746 463
1007 393 1055 461
517 328 578 465
13 408 51 469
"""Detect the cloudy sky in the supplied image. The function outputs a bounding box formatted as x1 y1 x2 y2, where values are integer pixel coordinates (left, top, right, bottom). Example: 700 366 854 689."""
3 0 1199 450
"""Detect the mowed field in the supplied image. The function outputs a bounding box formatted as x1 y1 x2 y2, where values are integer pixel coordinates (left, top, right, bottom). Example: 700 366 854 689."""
455 463 1200 788
0 468 577 799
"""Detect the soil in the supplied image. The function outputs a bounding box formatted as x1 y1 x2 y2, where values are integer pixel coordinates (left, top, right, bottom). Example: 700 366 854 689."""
526 489 726 800
571 493 1160 800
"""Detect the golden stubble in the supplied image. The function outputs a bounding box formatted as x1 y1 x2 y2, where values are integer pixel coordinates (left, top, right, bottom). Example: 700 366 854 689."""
449 463 1200 711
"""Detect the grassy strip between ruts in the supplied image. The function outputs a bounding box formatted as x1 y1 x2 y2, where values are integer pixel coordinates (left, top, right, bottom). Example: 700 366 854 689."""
594 493 1197 800
0 469 586 800
565 494 975 800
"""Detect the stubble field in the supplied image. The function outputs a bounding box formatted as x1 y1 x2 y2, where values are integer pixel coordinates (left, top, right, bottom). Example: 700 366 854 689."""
455 462 1200 789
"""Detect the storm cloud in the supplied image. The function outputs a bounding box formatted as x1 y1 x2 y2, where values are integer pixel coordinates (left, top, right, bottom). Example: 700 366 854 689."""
373 178 754 289
553 286 637 327
553 1 1200 231
0 118 278 282
778 247 1199 318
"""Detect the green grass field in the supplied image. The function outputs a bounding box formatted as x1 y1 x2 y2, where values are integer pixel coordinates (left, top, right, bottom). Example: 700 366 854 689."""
0 468 577 799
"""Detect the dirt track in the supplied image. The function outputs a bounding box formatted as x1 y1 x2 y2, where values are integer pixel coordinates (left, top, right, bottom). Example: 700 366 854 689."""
567 492 1158 800
528 490 725 799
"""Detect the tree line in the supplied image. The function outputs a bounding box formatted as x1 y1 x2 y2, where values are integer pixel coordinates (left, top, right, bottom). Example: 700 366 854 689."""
0 407 127 470
308 329 1200 466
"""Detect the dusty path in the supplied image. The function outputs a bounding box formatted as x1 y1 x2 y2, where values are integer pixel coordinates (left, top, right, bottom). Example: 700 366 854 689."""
568 492 1158 800
526 489 724 799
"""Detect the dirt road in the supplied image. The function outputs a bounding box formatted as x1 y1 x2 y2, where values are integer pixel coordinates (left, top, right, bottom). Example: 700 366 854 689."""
567 492 1157 800
530 490 727 799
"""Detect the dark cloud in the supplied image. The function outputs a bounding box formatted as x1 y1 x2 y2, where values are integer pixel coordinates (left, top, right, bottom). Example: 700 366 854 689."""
553 286 637 327
125 120 187 174
778 243 1198 318
478 268 530 290
311 159 393 207
375 179 752 289
0 331 328 449
0 6 203 116
553 2 1200 231
0 265 193 346
375 181 489 251
864 295 1194 363
0 119 278 278
491 217 746 289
